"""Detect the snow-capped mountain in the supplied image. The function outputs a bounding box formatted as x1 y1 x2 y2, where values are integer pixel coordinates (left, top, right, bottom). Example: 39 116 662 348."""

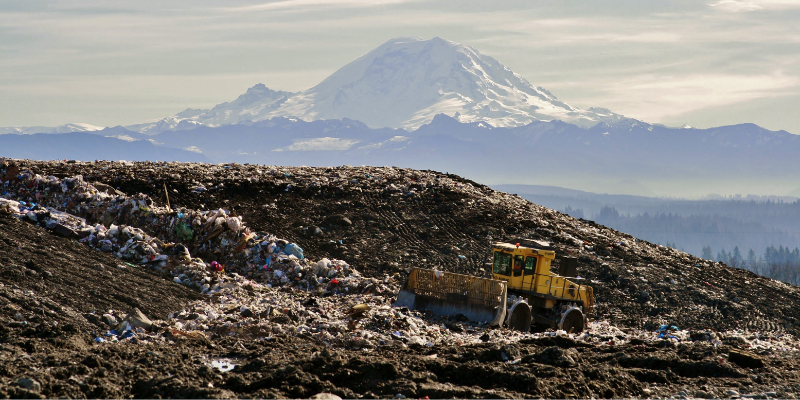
274 37 625 129
127 84 296 134
4 37 626 134
124 37 625 133
0 123 103 135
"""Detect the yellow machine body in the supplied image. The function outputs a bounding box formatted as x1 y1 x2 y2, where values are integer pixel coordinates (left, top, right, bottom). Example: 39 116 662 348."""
394 269 508 326
394 240 594 332
491 242 594 315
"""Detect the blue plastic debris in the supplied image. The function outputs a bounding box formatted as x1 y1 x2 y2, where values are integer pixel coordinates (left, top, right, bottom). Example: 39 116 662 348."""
657 324 680 340
284 243 304 259
659 324 680 331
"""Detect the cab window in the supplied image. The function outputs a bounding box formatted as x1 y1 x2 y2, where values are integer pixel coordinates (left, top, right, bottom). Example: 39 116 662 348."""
492 251 511 276
513 255 524 277
525 256 538 274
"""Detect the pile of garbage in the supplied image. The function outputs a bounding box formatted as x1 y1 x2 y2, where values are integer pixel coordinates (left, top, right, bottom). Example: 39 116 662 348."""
0 160 362 296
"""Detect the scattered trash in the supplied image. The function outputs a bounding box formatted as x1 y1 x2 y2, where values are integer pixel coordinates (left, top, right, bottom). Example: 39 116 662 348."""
657 324 681 339
2 160 799 356
211 261 224 272
210 358 241 372
16 377 41 393
284 243 304 259
127 307 153 330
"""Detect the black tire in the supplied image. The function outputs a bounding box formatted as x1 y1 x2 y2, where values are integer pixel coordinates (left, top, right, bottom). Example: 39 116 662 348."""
508 302 532 332
560 308 585 333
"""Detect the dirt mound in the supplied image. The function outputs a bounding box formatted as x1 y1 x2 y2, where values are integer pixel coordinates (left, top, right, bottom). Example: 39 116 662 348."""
0 213 201 328
2 159 800 398
28 160 800 335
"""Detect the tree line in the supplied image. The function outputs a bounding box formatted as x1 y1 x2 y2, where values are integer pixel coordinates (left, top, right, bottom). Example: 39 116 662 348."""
558 205 800 286
702 244 800 286
577 205 800 260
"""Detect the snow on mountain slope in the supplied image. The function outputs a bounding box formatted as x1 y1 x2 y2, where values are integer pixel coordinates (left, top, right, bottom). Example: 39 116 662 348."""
122 37 625 133
273 37 625 129
126 84 296 134
0 123 104 135
53 123 104 133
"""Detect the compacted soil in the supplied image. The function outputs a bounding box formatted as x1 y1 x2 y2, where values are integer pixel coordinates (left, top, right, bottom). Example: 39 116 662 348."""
1 159 800 399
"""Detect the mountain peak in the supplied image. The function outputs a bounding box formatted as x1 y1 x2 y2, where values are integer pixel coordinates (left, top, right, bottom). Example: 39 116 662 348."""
250 83 268 91
272 36 624 130
229 83 292 106
124 37 625 133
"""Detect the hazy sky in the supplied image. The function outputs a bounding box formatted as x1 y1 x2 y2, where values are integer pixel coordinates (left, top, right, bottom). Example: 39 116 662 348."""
2 0 800 133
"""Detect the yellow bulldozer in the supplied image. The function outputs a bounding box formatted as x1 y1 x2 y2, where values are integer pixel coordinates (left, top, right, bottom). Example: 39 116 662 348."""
394 239 594 333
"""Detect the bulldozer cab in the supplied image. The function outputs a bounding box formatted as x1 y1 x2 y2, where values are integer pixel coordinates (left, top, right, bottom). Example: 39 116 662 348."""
491 241 555 291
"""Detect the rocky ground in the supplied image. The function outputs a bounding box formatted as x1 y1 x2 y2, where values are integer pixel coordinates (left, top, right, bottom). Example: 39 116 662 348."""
1 159 800 399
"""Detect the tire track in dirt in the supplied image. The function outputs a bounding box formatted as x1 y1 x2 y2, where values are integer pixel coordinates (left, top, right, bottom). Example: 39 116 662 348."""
746 317 785 333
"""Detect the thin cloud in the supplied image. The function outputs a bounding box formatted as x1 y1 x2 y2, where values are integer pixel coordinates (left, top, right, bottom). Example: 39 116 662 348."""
597 73 799 122
497 16 689 46
710 0 800 12
229 0 420 12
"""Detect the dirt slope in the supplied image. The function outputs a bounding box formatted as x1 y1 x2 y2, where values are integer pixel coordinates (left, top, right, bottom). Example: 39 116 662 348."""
31 160 800 336
1 159 799 399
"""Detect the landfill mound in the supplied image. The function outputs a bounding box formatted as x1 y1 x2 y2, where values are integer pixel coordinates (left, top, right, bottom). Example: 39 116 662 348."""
1 159 800 399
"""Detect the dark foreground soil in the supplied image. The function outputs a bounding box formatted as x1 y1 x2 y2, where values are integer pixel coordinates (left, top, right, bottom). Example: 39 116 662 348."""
2 159 800 399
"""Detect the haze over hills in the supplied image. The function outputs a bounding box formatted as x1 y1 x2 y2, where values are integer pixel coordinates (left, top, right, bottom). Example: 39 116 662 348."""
4 113 798 197
0 131 210 163
494 183 800 258
0 123 103 135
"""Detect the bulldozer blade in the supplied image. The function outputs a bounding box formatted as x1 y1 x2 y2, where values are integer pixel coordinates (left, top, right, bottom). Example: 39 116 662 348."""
393 268 507 326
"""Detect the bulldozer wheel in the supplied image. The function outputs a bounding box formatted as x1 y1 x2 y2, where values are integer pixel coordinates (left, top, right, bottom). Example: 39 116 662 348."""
507 301 532 332
560 308 585 334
